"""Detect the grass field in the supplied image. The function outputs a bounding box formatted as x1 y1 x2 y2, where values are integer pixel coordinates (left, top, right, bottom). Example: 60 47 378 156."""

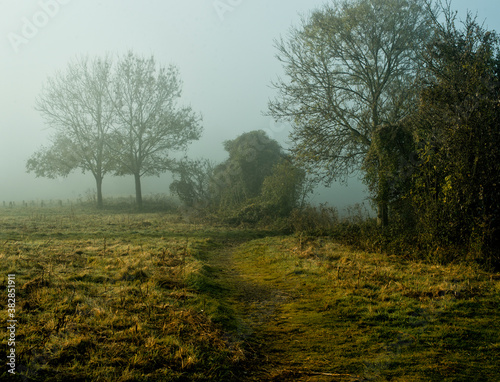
1 205 499 381
0 205 253 381
220 237 500 381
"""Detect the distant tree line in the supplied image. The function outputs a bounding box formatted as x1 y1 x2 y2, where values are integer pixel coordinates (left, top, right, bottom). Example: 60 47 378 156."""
267 0 500 268
27 51 202 210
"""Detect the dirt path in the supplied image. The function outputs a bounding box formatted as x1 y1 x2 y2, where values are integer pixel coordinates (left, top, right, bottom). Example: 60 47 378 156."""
208 239 362 382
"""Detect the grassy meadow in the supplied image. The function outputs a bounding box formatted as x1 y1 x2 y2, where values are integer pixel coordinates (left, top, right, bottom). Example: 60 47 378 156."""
0 204 252 381
1 203 499 381
222 237 500 381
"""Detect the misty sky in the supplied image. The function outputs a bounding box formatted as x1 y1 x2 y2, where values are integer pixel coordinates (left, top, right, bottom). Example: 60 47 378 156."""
1 0 499 209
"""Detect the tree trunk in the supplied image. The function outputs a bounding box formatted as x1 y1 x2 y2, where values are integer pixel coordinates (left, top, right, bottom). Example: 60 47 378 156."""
377 201 388 227
134 172 143 210
377 169 389 227
95 176 104 209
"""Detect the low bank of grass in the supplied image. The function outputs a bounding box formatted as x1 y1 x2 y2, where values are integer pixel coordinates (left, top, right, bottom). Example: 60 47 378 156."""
0 206 249 381
228 235 500 381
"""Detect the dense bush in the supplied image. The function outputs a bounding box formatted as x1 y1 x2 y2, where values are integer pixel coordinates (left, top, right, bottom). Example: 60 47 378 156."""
406 14 500 269
210 130 283 209
260 158 307 217
170 158 214 209
172 131 310 226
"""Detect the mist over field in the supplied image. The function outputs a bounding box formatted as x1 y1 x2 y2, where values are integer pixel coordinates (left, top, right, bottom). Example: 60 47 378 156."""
1 2 500 381
1 0 497 211
0 0 341 207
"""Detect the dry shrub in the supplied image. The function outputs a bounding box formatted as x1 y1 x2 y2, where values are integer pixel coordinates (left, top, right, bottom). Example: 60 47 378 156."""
289 204 338 235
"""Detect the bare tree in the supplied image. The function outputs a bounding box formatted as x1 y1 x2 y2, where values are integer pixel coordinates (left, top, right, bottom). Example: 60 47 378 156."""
28 55 115 208
267 0 434 226
110 52 202 210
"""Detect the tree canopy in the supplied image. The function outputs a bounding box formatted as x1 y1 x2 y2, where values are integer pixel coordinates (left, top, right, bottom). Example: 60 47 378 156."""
110 52 202 209
267 0 434 225
28 55 115 208
408 10 500 267
27 52 202 209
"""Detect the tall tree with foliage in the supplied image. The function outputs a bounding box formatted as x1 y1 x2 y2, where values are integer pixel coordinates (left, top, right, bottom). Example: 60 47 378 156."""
267 0 434 226
409 11 500 267
27 56 115 208
110 52 202 210
210 130 283 209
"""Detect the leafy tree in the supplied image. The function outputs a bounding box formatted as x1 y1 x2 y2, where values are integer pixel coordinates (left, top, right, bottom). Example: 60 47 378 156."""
27 56 115 208
110 52 202 210
210 130 282 209
223 130 283 198
409 11 500 267
260 157 307 217
267 0 434 226
26 135 80 179
362 121 417 228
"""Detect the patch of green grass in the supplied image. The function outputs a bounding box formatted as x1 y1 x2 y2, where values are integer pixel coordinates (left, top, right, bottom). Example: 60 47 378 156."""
225 235 500 381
